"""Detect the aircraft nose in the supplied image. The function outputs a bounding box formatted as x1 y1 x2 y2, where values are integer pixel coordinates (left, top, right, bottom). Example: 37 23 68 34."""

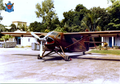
45 37 55 45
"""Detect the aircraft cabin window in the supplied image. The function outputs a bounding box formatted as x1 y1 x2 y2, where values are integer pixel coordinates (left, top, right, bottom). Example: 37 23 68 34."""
57 35 61 39
51 32 58 36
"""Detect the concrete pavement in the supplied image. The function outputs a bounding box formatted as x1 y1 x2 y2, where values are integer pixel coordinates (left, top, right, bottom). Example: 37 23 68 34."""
0 48 120 83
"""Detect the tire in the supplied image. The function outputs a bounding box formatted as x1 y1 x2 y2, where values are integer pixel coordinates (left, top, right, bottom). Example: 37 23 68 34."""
65 56 72 61
83 52 85 55
37 55 42 59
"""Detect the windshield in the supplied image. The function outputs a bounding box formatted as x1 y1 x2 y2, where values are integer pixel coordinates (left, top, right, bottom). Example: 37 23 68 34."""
51 32 58 36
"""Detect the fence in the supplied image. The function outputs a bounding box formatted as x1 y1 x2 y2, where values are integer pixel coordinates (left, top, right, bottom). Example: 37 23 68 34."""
0 42 16 48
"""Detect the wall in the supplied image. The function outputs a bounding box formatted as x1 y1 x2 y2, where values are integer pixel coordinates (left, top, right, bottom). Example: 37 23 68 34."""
115 37 120 46
102 37 109 46
21 37 37 46
102 37 120 47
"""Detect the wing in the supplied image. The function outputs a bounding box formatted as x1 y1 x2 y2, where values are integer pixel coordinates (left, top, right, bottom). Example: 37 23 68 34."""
64 31 120 37
63 30 120 52
1 32 47 37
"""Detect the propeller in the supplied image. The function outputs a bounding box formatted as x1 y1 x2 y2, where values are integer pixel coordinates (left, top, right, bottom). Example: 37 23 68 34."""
40 41 43 57
30 32 53 57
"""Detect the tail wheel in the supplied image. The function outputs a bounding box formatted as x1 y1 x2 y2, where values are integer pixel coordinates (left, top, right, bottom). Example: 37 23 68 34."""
65 56 72 61
83 52 85 55
37 55 42 59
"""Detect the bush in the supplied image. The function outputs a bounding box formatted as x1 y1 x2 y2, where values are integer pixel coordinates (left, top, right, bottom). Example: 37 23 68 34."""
104 43 108 50
104 43 108 47
115 46 119 49
99 45 102 50
44 29 50 33
54 26 67 32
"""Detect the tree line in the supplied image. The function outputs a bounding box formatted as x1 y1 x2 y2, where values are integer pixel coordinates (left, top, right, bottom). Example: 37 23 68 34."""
29 0 120 32
1 0 120 33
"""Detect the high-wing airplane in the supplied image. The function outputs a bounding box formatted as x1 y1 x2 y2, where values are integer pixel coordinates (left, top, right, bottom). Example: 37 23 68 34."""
2 31 120 61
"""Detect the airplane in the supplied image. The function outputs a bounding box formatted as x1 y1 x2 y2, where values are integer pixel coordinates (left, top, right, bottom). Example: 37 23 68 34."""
2 30 120 61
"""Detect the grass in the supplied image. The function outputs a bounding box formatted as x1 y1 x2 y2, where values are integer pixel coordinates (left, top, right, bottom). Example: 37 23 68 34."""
15 45 31 48
89 49 120 56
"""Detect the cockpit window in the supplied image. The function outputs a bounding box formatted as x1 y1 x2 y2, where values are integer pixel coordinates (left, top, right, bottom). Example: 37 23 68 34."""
51 32 58 36
57 35 61 39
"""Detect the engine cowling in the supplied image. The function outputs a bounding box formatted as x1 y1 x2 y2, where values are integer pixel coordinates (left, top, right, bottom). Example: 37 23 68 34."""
45 37 55 45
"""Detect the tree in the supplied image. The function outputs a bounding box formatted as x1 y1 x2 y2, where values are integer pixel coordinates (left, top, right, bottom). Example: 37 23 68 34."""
0 0 5 37
90 7 110 31
29 21 47 32
0 0 5 10
106 1 120 30
0 24 5 32
0 35 13 41
81 7 110 31
62 4 88 32
63 10 75 27
35 0 56 30
75 4 87 12
10 24 17 32
16 23 28 31
107 0 120 3
51 16 60 30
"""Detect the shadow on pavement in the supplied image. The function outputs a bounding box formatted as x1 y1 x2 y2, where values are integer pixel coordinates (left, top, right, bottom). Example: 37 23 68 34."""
12 54 120 62
77 57 120 62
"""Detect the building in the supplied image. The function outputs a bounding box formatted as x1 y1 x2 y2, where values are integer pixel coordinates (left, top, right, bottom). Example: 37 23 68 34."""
12 21 27 27
14 30 37 46
101 36 120 47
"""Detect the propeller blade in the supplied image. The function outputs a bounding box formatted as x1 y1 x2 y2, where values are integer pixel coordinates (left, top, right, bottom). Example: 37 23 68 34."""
40 41 43 57
30 32 40 39
30 32 44 41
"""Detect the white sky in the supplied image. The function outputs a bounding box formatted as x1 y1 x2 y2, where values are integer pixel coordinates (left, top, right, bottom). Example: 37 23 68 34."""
1 0 111 26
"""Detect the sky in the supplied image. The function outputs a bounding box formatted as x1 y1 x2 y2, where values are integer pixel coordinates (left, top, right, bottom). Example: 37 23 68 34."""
1 0 111 26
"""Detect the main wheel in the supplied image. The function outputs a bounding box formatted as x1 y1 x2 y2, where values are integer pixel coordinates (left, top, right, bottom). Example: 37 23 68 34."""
37 55 42 59
83 52 85 55
65 56 72 61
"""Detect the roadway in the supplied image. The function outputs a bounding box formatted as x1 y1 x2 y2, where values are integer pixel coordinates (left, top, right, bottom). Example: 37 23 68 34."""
0 48 120 83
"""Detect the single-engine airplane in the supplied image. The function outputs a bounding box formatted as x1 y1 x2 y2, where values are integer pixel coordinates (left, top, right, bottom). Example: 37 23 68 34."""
2 30 120 61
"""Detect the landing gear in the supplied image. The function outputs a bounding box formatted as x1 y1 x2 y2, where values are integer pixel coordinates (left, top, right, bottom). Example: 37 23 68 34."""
64 56 72 61
57 46 72 61
37 46 72 61
37 55 42 59
83 52 85 55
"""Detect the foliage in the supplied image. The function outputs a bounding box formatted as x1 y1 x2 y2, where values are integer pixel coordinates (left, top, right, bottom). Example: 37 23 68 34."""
106 1 120 30
104 43 108 47
9 24 17 32
0 32 3 38
0 24 5 32
44 29 50 33
104 42 108 50
115 46 120 49
17 23 28 31
89 49 120 56
63 10 76 27
29 21 47 32
81 7 109 31
35 0 57 30
0 0 5 10
32 0 120 32
107 0 120 3
54 26 65 32
0 35 13 41
62 4 88 32
99 45 102 50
